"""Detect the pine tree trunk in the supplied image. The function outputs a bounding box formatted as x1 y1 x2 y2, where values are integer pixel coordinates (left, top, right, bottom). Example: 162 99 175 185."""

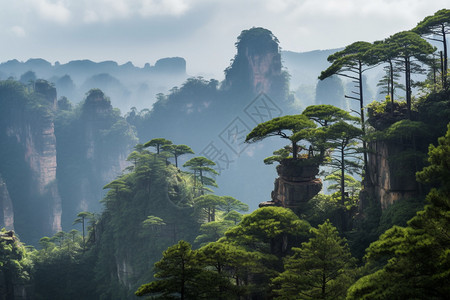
358 61 368 179
442 24 448 89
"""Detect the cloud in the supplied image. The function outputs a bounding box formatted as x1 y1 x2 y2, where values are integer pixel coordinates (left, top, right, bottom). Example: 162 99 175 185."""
139 0 191 17
30 0 72 24
0 0 448 78
10 26 26 38
72 0 194 24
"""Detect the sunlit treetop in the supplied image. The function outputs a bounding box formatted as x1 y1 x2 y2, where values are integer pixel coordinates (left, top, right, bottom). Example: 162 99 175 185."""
319 41 376 80
413 9 450 36
245 114 316 143
386 31 436 60
301 105 359 127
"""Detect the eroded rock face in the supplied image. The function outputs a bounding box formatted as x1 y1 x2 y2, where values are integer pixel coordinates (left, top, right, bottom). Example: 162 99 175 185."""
0 80 62 243
224 27 288 101
0 175 14 230
368 140 418 209
261 161 322 215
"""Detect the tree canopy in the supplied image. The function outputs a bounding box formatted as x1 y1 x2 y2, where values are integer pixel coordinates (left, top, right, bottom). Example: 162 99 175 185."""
245 114 316 160
413 9 450 88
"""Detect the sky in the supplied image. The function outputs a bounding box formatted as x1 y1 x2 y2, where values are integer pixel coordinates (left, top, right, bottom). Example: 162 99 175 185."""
0 0 448 79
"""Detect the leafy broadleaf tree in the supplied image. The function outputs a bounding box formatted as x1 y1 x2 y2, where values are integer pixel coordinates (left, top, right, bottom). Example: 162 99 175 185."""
272 220 356 300
0 230 32 300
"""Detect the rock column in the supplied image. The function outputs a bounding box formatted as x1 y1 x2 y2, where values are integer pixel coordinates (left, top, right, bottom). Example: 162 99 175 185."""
260 160 322 216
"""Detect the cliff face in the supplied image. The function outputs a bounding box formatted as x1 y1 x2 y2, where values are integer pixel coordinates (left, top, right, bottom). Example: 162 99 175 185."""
368 140 419 209
0 81 136 244
0 175 14 230
224 27 288 101
0 80 62 243
56 88 137 229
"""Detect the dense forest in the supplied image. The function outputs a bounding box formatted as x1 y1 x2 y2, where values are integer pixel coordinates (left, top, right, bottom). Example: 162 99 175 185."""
1 9 450 300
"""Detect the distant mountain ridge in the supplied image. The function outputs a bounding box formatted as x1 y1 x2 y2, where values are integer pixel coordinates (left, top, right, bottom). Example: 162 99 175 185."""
0 57 188 112
0 49 346 114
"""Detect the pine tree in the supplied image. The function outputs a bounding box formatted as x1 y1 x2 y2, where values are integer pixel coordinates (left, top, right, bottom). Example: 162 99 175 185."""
135 240 205 299
272 220 356 300
347 124 450 299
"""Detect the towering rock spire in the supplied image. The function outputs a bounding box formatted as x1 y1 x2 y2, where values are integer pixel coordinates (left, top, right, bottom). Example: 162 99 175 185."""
224 27 289 101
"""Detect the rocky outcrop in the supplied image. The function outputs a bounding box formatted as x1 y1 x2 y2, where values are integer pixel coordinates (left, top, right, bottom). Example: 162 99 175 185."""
367 140 418 209
56 88 136 229
224 27 288 101
0 175 14 230
0 80 62 243
154 57 186 74
261 160 322 215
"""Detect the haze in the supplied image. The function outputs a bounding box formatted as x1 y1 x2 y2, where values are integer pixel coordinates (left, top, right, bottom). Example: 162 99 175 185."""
1 0 448 78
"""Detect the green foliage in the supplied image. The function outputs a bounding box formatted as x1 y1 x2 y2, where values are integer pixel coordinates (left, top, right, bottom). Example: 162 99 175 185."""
219 196 249 214
377 197 425 234
417 90 450 139
0 230 33 299
245 114 316 161
54 87 138 230
319 41 375 81
198 241 269 299
264 146 291 164
413 9 450 88
183 156 218 196
142 215 166 227
246 114 316 143
88 144 203 298
31 230 98 300
272 221 356 300
223 210 244 225
136 239 267 299
224 207 310 259
384 31 436 118
347 124 450 299
416 123 450 187
144 138 173 154
412 8 450 40
224 27 289 100
302 194 341 227
193 194 227 222
135 240 206 299
194 220 235 246
302 104 359 127
162 144 194 167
